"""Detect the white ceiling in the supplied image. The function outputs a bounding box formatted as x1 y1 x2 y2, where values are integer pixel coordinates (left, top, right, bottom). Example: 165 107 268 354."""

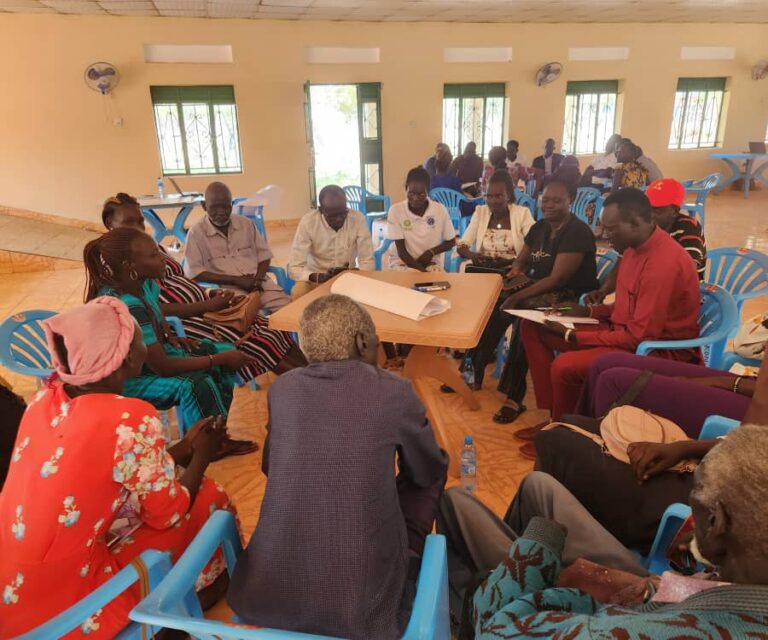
1 0 767 23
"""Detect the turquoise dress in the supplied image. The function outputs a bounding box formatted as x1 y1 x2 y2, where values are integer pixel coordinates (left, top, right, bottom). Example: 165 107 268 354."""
99 280 236 426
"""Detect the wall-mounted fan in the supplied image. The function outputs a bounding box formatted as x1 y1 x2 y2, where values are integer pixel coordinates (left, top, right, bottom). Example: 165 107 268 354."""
84 62 120 95
535 62 563 87
752 60 768 81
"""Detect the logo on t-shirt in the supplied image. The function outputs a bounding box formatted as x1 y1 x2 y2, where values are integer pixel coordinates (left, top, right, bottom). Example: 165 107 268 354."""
531 249 551 261
402 219 413 231
426 217 436 227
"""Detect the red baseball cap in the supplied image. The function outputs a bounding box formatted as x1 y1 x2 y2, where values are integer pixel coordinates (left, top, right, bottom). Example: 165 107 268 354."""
646 178 685 208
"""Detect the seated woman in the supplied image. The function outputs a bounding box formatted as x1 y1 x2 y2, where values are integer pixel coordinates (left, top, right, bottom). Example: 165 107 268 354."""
0 298 234 638
83 228 255 456
442 422 768 639
103 193 306 379
228 294 448 639
480 146 519 196
534 348 768 551
469 179 598 427
611 140 650 192
385 166 456 272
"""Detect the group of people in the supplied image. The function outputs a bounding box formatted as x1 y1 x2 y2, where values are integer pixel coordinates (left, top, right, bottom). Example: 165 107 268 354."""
1 137 766 640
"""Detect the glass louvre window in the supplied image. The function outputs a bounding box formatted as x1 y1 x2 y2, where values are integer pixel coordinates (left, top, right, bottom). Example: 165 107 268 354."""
443 84 506 159
150 86 243 175
668 78 726 150
562 80 618 155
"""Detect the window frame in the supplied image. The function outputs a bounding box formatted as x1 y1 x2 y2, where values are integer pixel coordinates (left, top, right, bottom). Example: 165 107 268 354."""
442 83 506 159
668 77 727 151
150 85 243 176
561 80 619 156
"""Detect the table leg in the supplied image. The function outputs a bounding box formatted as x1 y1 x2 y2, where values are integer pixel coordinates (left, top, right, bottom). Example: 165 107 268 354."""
141 208 170 243
171 204 195 245
753 159 768 190
744 159 755 198
402 346 480 411
715 158 742 194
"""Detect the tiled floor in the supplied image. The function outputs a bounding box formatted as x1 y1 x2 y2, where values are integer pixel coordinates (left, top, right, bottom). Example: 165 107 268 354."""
1 188 767 542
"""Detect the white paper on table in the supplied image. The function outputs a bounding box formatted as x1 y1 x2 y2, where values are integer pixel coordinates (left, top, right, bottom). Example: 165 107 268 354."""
504 309 600 330
330 272 451 321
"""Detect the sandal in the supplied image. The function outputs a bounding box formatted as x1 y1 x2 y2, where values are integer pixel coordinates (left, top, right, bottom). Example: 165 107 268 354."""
493 403 527 424
213 437 259 461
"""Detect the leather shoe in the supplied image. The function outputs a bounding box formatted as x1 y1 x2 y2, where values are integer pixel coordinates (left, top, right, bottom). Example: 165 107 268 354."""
513 420 549 442
519 442 537 460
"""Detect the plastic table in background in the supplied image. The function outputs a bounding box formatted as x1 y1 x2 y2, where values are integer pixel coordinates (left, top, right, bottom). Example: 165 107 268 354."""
268 270 503 477
138 194 204 244
710 153 768 199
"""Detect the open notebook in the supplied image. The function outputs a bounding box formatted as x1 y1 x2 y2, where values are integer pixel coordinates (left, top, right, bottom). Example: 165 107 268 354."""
330 273 451 321
504 309 600 330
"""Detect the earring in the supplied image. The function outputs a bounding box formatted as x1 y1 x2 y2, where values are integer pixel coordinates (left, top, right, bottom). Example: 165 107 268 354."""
128 267 139 281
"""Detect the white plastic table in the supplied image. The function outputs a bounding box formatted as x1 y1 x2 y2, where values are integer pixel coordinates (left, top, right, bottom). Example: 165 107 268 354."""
138 194 204 244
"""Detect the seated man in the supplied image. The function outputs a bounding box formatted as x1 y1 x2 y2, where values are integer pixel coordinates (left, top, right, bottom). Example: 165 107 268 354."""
522 188 700 422
584 177 708 303
443 423 768 639
228 294 448 639
531 138 564 192
287 185 374 300
184 181 290 311
580 133 621 190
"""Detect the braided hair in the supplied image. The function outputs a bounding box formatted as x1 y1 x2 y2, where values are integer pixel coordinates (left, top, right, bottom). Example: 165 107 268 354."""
101 192 139 228
83 227 146 302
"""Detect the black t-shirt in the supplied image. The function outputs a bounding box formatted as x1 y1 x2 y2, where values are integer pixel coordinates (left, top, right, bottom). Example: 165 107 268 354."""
524 215 598 295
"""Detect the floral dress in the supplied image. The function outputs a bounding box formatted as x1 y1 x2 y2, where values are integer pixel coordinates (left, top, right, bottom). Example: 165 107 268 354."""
0 380 234 638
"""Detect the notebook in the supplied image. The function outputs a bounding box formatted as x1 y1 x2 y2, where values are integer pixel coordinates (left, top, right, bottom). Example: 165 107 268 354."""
504 308 600 330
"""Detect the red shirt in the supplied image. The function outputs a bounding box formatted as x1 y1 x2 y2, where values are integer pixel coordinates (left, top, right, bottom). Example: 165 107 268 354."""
578 226 700 356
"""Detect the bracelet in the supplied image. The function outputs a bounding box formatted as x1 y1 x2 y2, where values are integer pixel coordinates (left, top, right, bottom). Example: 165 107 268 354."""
732 375 744 394
207 354 214 371
564 329 574 342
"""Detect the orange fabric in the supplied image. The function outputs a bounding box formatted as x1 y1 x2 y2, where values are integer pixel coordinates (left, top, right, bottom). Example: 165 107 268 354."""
0 380 233 638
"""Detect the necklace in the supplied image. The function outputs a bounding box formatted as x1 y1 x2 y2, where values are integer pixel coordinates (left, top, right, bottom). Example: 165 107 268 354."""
491 211 505 229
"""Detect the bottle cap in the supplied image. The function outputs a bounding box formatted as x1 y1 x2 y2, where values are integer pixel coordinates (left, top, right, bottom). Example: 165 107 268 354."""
464 435 473 445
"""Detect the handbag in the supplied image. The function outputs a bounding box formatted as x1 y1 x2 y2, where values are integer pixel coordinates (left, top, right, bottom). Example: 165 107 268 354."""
541 370 697 473
203 292 262 338
733 313 768 359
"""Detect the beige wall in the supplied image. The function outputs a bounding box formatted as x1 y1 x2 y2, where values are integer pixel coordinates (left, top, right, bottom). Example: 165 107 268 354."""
1 14 767 224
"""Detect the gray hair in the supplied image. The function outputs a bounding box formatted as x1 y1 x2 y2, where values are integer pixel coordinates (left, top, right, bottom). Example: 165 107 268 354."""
298 294 376 363
694 424 768 555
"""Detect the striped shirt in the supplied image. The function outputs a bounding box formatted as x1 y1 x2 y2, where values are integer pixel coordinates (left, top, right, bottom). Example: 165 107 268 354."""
669 213 707 280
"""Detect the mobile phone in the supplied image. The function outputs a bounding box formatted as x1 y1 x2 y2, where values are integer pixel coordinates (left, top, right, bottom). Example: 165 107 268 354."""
414 281 451 292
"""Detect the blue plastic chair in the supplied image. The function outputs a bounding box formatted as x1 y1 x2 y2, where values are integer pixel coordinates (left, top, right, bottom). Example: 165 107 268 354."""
577 249 620 305
0 309 56 382
130 511 450 640
513 190 539 219
681 173 721 228
717 350 762 372
374 239 456 273
635 283 738 369
572 187 603 230
429 188 483 231
233 200 267 240
19 550 171 640
343 185 391 232
642 414 739 574
705 247 768 324
525 178 537 198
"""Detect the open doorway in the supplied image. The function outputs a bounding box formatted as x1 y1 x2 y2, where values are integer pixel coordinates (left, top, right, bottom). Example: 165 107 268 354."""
304 82 383 207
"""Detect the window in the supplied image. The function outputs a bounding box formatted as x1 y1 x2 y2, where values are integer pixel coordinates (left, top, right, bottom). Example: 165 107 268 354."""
562 80 618 155
150 86 243 175
443 84 505 159
668 78 726 150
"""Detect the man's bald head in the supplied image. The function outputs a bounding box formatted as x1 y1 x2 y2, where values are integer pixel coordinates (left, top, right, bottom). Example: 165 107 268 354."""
203 181 233 228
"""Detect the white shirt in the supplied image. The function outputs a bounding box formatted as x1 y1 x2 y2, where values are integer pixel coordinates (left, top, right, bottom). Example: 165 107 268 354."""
591 152 616 171
385 199 456 270
458 204 534 258
287 209 375 282
506 152 529 170
544 156 553 175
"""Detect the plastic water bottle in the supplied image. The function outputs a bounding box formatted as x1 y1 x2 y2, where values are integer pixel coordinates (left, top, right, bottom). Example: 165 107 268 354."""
376 225 385 250
460 436 477 494
462 354 475 388
157 176 165 198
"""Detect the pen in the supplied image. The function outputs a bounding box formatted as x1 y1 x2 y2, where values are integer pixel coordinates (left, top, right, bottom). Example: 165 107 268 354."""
536 306 573 311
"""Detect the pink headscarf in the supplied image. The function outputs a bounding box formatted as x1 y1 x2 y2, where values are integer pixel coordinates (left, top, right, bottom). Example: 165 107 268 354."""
43 297 137 385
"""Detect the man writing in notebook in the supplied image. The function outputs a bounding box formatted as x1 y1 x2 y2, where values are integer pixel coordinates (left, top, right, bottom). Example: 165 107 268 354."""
519 188 701 426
